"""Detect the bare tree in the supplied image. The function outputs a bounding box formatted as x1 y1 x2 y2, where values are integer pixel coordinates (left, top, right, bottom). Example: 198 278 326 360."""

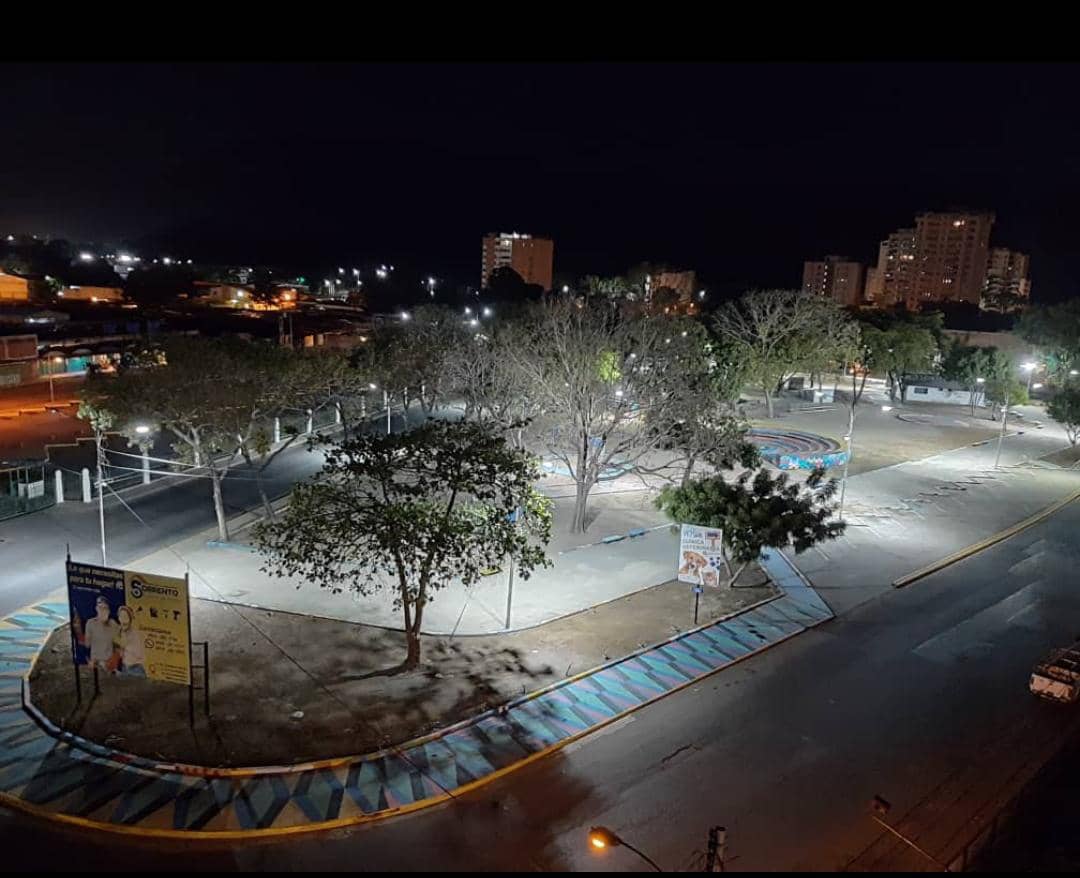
511 301 714 532
712 290 853 417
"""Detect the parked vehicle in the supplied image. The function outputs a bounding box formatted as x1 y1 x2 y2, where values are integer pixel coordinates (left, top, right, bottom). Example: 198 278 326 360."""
1030 641 1080 703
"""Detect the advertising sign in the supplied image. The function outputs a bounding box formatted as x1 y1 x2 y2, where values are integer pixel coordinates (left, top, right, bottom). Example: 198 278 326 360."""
677 524 726 589
66 561 191 685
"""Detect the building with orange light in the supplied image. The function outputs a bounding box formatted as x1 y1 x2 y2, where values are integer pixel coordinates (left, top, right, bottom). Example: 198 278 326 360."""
58 285 124 303
0 270 31 303
481 232 554 291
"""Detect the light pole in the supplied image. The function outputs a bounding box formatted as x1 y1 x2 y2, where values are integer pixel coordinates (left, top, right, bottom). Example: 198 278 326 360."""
385 389 392 435
838 402 892 521
587 826 662 872
47 356 63 402
994 399 1010 469
1022 361 1038 393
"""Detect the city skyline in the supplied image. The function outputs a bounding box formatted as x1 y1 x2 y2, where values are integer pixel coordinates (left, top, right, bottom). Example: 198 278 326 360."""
4 64 1080 300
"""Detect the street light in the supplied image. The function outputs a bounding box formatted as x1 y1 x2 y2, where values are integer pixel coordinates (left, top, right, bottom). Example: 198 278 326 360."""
587 826 661 872
1022 361 1038 392
838 403 893 521
482 306 492 317
134 424 151 435
400 311 411 321
1033 382 1044 390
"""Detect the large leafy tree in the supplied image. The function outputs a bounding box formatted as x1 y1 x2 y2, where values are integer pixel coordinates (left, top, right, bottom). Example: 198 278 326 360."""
656 468 845 587
860 320 939 402
940 344 1011 417
254 420 552 669
1017 301 1080 385
1048 387 1080 446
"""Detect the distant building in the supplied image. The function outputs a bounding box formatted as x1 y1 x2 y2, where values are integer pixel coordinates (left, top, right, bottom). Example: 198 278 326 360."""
481 232 554 291
648 269 697 305
801 256 865 306
0 270 30 303
868 228 917 306
981 248 1031 311
58 285 124 303
911 211 994 307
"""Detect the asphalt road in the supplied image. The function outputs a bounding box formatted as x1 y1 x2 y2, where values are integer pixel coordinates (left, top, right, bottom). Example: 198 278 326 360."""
0 406 428 619
4 494 1080 871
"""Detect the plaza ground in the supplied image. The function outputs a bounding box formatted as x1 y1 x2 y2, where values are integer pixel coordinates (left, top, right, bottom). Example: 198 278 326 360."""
29 572 772 767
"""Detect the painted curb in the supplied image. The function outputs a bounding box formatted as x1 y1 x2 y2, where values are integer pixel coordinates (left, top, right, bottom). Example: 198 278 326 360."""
0 553 830 840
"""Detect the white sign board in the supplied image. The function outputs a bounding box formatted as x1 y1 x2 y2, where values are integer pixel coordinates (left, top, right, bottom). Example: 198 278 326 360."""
677 524 726 588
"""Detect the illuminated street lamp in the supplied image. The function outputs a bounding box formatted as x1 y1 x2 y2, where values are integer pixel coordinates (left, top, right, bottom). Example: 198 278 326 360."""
587 827 661 872
1033 382 1043 390
482 306 492 317
1022 361 1038 392
400 311 411 321
134 424 151 435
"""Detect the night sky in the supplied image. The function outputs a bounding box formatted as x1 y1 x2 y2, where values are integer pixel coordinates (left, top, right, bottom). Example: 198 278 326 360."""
3 63 1079 300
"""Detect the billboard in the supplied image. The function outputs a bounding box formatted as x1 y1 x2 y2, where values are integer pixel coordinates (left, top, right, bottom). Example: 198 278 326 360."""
66 561 191 685
677 524 727 589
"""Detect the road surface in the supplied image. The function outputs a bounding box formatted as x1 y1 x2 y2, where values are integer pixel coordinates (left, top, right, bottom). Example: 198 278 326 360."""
3 491 1080 870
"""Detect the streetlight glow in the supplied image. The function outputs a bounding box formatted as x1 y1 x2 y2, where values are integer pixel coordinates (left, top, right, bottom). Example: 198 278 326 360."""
482 306 492 317
135 424 151 435
1033 382 1044 390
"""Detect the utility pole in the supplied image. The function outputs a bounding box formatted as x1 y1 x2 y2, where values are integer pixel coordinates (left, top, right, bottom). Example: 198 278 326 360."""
95 427 107 566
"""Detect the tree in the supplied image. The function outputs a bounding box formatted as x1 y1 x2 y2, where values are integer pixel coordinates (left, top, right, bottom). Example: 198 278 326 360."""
712 290 854 417
486 266 544 301
655 468 845 587
83 336 278 540
860 320 939 402
1048 387 1080 446
254 420 552 669
1018 301 1080 385
511 301 712 532
941 344 1010 417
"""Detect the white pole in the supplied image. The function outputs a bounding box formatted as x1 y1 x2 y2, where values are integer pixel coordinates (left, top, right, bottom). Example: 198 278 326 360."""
273 417 281 444
838 401 855 520
96 432 107 566
994 404 1009 469
55 469 64 503
385 390 391 435
49 371 55 403
335 402 342 425
306 409 313 435
81 467 92 503
142 449 151 484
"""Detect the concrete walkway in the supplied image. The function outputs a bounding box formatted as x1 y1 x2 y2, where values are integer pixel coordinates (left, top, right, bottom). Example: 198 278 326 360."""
0 550 829 836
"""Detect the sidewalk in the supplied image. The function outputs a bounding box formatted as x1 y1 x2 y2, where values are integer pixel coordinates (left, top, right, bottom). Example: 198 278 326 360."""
0 549 830 836
129 487 680 635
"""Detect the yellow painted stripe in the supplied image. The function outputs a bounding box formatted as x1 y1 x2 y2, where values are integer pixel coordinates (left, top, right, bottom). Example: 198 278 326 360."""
893 487 1080 588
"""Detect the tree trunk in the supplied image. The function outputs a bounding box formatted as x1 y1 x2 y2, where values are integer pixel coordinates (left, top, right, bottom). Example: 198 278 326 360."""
857 370 868 402
208 464 229 541
681 453 697 487
241 446 275 521
763 385 774 418
571 480 590 533
727 560 750 588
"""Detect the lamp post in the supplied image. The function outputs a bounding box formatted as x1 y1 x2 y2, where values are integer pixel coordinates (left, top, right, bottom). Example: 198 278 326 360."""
385 389 392 435
587 826 662 872
1022 361 1038 393
838 403 892 521
47 356 63 402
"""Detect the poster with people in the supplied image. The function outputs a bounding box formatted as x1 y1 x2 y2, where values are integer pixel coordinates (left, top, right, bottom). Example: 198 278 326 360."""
677 524 726 588
66 560 191 685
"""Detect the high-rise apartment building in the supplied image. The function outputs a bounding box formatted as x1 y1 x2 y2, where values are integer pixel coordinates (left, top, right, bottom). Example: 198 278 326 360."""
981 247 1031 311
801 256 865 306
481 232 554 291
911 211 994 306
867 228 917 306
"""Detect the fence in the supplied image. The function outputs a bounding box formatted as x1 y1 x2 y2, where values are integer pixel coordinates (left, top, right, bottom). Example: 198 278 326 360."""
0 460 54 520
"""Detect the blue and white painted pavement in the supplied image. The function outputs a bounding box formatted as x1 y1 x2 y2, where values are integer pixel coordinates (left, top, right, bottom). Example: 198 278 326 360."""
0 550 831 836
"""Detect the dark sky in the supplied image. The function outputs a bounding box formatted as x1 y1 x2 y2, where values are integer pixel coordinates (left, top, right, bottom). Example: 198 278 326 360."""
3 62 1079 300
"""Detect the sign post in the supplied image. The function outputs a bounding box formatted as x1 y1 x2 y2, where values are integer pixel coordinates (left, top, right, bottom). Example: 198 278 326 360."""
504 506 523 630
